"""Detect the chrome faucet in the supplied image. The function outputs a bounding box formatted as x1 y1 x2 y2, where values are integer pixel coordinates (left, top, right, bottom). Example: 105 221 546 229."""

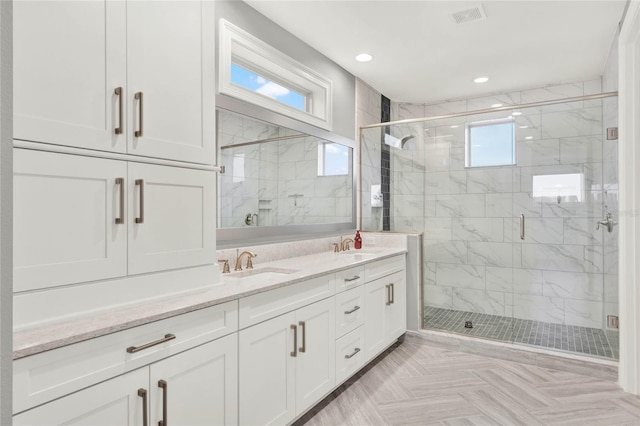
597 212 617 233
235 250 257 271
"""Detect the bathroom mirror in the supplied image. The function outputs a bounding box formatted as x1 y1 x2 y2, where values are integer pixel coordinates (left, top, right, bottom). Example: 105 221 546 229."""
216 95 356 247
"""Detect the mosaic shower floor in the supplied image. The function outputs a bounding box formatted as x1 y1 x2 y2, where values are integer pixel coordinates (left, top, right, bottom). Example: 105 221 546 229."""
424 306 619 360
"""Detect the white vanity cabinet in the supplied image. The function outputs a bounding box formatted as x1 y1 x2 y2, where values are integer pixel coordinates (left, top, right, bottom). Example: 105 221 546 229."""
13 149 215 292
238 280 336 426
13 0 215 165
365 269 406 361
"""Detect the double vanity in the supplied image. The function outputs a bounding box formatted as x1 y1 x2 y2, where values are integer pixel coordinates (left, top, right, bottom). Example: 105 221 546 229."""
13 241 407 425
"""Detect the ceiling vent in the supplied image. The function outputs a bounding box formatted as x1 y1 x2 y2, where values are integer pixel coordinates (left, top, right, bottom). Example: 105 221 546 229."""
451 5 487 24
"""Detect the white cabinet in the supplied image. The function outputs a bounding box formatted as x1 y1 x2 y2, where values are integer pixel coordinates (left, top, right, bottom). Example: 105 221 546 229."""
13 149 127 292
15 334 238 426
14 367 148 426
239 297 335 426
13 0 126 153
364 270 406 361
14 149 215 292
127 163 215 275
13 0 215 165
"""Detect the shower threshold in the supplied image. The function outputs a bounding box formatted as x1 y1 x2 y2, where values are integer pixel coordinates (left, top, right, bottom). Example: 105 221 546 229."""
424 306 619 360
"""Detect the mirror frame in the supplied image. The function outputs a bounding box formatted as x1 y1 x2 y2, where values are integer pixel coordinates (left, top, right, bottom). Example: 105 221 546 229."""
216 94 357 248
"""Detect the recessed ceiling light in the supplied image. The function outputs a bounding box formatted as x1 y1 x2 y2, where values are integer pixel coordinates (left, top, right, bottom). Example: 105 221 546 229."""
525 136 533 140
474 76 489 83
491 103 503 108
450 125 459 129
355 53 373 62
520 125 529 129
512 111 522 116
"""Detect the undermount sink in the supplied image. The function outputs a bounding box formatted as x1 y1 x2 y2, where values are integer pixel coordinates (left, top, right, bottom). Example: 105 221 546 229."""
227 267 298 279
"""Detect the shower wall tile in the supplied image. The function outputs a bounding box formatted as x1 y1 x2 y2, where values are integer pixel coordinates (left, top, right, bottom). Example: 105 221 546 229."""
520 82 584 104
563 217 603 246
467 242 513 267
423 240 467 264
584 78 603 95
466 168 514 193
424 285 453 309
392 194 424 217
516 139 560 166
512 294 564 324
424 194 437 216
486 193 513 218
512 217 564 244
564 299 603 329
393 171 424 195
424 144 450 171
604 274 618 304
485 267 512 292
391 216 424 233
521 243 601 273
466 92 521 111
452 218 504 242
424 262 437 286
540 107 602 139
424 171 466 194
395 102 424 120
560 135 603 164
512 268 544 295
604 302 619 320
542 271 603 302
449 147 466 170
436 263 485 289
423 218 452 240
424 100 467 116
452 288 505 315
435 194 486 217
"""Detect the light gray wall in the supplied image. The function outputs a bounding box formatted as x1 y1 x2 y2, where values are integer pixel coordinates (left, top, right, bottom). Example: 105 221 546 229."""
215 1 356 141
0 0 12 422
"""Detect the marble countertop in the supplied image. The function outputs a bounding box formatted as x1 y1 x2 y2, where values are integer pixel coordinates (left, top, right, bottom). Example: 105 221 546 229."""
13 247 407 360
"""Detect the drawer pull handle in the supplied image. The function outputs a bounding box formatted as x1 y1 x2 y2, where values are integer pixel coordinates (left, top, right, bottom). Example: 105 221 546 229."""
344 275 360 282
345 347 361 359
344 305 360 315
134 91 143 137
115 177 125 224
138 388 148 426
126 333 175 353
135 179 144 224
299 321 306 353
390 283 395 305
385 284 391 306
158 380 168 426
114 87 123 135
291 324 298 357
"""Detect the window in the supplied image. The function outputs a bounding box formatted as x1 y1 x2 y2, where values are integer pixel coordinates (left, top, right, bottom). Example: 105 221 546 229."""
465 118 515 167
230 63 306 111
219 20 333 130
318 142 349 176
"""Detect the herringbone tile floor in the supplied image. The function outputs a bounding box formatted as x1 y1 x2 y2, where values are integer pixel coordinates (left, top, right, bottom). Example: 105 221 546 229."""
297 340 640 426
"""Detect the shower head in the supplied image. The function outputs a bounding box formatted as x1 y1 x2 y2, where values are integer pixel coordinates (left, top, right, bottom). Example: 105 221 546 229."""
384 134 415 150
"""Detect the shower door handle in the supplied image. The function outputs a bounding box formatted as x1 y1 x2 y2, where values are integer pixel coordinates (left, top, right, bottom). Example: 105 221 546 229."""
520 214 525 240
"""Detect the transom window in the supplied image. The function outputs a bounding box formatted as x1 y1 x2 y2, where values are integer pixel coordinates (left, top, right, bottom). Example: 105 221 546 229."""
230 63 307 111
465 118 515 167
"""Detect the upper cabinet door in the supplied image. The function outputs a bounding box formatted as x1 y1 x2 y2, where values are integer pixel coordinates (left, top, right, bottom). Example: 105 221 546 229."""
14 149 128 292
126 1 215 165
127 162 215 276
13 0 127 152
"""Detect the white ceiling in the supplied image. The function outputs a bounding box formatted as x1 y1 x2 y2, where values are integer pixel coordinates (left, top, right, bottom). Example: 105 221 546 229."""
244 1 626 104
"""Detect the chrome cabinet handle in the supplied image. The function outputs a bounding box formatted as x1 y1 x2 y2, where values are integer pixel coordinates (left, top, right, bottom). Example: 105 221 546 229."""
299 321 306 353
345 347 360 359
158 380 168 426
138 388 148 426
291 324 297 357
126 333 175 353
385 284 391 306
390 283 395 305
115 178 124 224
134 92 143 137
114 87 123 135
344 275 360 282
344 305 360 315
135 179 144 224
520 214 525 240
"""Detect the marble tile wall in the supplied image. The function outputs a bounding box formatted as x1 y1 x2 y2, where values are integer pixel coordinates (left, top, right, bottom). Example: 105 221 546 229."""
361 79 619 330
218 111 352 227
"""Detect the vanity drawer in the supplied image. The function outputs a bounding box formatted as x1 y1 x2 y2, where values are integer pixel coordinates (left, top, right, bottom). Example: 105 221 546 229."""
335 285 365 338
335 265 365 293
13 300 238 414
239 274 335 329
364 255 406 282
335 326 365 385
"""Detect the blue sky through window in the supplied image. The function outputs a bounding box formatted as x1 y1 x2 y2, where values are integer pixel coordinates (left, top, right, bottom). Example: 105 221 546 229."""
468 121 514 167
231 63 306 111
318 142 349 176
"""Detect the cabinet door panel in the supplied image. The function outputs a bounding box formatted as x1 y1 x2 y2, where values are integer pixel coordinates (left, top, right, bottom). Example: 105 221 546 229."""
14 0 126 152
386 272 407 341
150 334 238 426
295 298 335 414
14 149 127 291
364 277 388 361
127 1 215 164
14 368 147 426
239 312 296 426
127 163 215 275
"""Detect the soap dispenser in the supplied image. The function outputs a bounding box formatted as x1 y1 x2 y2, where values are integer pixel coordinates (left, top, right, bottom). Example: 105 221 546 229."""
354 230 362 249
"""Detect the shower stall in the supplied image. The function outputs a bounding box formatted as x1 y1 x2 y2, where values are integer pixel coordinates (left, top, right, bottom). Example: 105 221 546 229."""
360 92 619 360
